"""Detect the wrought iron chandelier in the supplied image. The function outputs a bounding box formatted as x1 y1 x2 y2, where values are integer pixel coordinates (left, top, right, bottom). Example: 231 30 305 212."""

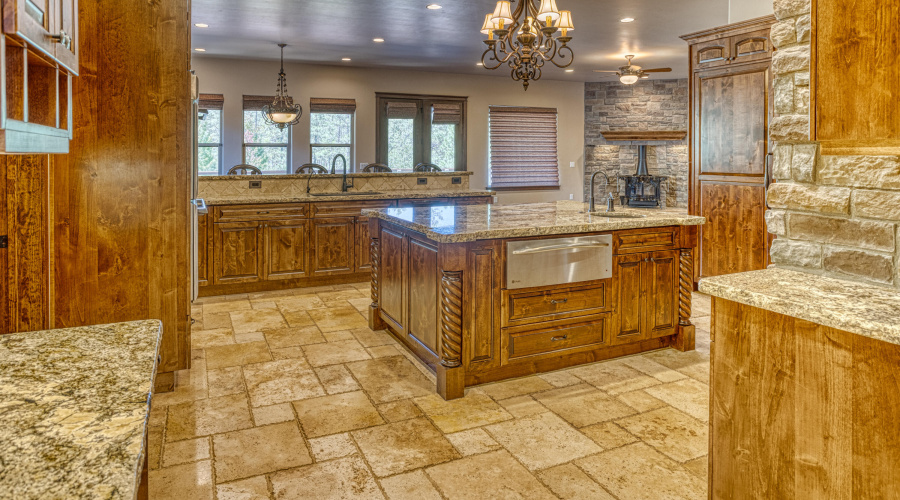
263 44 303 129
480 0 575 90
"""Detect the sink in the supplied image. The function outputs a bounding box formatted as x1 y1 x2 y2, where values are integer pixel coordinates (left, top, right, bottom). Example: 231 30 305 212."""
588 212 647 219
310 192 382 197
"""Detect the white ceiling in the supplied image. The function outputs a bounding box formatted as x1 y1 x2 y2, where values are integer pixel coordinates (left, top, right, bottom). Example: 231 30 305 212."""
191 0 730 81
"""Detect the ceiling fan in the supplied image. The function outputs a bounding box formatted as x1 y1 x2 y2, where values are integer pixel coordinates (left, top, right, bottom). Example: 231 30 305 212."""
593 55 672 85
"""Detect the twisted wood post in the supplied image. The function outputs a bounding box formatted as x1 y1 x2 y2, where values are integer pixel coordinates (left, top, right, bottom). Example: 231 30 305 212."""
370 237 380 307
679 248 693 326
440 270 463 368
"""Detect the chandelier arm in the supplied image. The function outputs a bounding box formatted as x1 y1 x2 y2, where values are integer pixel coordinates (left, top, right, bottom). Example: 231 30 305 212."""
481 47 506 70
548 44 574 68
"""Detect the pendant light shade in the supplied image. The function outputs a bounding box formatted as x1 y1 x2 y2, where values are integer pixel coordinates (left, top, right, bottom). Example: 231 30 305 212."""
492 1 514 27
537 0 560 24
263 44 303 129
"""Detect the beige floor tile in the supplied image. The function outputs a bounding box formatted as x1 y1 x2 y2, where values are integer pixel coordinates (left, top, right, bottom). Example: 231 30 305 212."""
281 309 317 328
323 330 357 342
380 470 442 500
270 346 307 360
533 384 636 428
445 428 501 456
425 450 556 500
270 456 384 500
568 359 662 395
644 378 710 423
538 370 583 388
478 376 554 400
694 315 711 332
683 455 709 480
496 395 549 418
308 432 358 461
251 300 278 310
644 348 711 384
377 400 423 422
353 418 459 477
315 364 360 394
234 332 266 344
147 425 164 470
580 421 638 449
249 289 296 300
577 442 706 500
348 297 372 314
207 367 245 398
307 306 369 332
203 300 252 316
148 460 214 500
622 355 689 383
351 327 395 347
537 463 616 500
163 437 210 467
202 312 232 330
166 393 253 442
191 328 235 349
347 357 434 404
616 389 667 413
294 391 384 437
205 341 272 370
212 422 312 483
230 309 288 334
243 358 325 407
148 404 167 428
368 345 402 358
303 339 371 367
616 406 709 462
692 292 712 317
318 289 367 301
276 294 327 311
413 390 512 433
485 412 602 470
216 475 270 500
252 403 296 426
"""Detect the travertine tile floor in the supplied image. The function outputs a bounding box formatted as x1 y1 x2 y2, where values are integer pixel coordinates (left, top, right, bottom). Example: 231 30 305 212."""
148 283 712 500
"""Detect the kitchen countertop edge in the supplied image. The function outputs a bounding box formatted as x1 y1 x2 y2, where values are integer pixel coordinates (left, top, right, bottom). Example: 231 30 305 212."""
203 190 495 206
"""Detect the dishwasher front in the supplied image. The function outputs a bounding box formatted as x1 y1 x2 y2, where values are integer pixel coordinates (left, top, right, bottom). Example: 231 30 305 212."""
506 234 613 289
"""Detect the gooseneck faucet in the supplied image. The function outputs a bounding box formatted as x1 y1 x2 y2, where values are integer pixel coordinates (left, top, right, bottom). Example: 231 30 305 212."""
589 171 612 213
331 154 352 192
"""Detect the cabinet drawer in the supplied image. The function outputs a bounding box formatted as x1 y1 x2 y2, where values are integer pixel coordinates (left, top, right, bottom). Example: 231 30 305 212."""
505 283 609 325
615 227 678 254
507 316 608 359
213 203 309 222
312 200 395 218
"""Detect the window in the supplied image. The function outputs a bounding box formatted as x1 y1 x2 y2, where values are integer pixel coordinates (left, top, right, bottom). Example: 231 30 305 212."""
242 95 291 174
488 106 560 189
309 98 356 171
197 94 223 175
376 93 466 172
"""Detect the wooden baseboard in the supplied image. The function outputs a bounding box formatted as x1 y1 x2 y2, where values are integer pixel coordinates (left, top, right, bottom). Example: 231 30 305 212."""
198 272 371 297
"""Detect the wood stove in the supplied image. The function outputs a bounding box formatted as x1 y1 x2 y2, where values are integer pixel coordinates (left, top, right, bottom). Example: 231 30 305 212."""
618 145 667 207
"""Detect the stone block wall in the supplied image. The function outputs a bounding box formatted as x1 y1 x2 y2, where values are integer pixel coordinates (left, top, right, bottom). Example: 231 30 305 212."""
584 80 689 208
766 0 900 288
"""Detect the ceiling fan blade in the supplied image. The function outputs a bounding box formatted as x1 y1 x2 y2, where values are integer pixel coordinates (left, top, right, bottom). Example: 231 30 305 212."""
641 68 672 73
592 70 619 73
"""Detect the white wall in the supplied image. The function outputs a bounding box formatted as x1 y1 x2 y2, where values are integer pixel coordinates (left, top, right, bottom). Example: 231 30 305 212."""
191 57 586 205
729 0 774 23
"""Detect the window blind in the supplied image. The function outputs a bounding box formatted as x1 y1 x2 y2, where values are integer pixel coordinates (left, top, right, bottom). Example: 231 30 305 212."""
489 106 559 189
432 103 462 125
242 95 284 111
386 101 417 119
198 93 224 110
309 98 356 114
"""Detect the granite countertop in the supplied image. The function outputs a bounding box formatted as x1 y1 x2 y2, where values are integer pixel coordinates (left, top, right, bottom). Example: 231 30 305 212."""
363 200 705 243
0 320 162 500
202 171 475 181
204 190 495 206
699 268 900 346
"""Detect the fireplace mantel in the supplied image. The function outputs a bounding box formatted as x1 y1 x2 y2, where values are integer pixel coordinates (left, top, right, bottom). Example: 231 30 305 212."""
600 131 687 141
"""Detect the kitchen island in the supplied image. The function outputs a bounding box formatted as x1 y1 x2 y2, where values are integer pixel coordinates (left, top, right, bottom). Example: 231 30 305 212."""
365 201 705 399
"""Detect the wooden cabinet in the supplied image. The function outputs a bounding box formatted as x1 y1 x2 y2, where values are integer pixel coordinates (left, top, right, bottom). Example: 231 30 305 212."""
197 211 209 286
310 217 355 276
355 217 373 272
264 219 310 280
612 250 678 345
2 0 78 71
214 221 264 285
682 16 775 282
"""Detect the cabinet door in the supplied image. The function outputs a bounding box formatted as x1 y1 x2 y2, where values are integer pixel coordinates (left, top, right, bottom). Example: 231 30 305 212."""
612 253 645 345
730 29 771 66
264 219 310 280
213 221 263 284
310 217 354 276
3 0 56 58
693 39 730 69
51 0 77 73
197 211 209 286
355 217 373 272
644 250 679 338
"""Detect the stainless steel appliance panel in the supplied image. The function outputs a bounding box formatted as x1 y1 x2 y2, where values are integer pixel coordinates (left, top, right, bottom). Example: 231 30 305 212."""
506 235 613 289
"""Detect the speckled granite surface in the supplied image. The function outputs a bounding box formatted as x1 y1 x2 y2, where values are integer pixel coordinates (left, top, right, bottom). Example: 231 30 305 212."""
205 190 495 206
364 200 705 243
699 268 900 345
0 320 162 500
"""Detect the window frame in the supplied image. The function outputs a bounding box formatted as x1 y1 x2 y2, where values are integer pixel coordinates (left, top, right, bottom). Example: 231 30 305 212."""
241 97 292 174
309 110 355 172
197 95 224 176
375 93 467 172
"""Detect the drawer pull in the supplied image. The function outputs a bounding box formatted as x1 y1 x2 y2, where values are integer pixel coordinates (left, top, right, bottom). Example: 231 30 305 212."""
550 298 568 304
551 335 569 342
257 211 270 214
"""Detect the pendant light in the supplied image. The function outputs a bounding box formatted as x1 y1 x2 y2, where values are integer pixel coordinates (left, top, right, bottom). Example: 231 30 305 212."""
263 44 303 129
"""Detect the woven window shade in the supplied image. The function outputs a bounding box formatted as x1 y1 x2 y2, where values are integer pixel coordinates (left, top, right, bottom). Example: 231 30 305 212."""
310 98 356 114
432 103 462 125
489 106 559 188
199 93 224 110
386 101 417 119
242 95 288 111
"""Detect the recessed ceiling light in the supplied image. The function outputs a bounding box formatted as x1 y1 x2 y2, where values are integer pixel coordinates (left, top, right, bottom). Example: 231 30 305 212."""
565 69 574 72
620 17 635 23
476 62 483 66
373 38 385 43
194 23 209 28
342 57 352 61
426 4 442 9
194 48 206 52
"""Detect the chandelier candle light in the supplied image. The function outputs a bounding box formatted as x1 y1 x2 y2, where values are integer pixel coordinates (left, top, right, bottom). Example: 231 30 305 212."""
480 0 574 90
263 43 303 129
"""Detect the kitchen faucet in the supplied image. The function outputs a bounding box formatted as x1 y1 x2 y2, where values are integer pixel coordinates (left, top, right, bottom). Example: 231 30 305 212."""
589 171 615 213
331 154 352 192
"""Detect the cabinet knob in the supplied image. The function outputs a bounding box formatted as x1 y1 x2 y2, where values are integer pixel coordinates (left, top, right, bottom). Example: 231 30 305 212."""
550 298 568 304
50 30 72 50
551 335 569 342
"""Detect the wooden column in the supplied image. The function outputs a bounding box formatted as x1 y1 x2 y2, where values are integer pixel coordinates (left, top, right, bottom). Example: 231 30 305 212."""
674 227 697 351
368 218 387 331
436 243 466 400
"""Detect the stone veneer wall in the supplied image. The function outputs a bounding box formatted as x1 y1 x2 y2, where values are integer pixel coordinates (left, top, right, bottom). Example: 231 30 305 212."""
765 0 900 287
584 79 689 208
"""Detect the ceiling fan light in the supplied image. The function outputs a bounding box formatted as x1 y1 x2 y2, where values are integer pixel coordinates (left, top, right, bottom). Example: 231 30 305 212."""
492 1 514 26
619 74 640 85
537 0 560 24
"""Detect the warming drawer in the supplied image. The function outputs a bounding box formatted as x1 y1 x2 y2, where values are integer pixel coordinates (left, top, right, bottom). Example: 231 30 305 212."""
506 235 613 289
